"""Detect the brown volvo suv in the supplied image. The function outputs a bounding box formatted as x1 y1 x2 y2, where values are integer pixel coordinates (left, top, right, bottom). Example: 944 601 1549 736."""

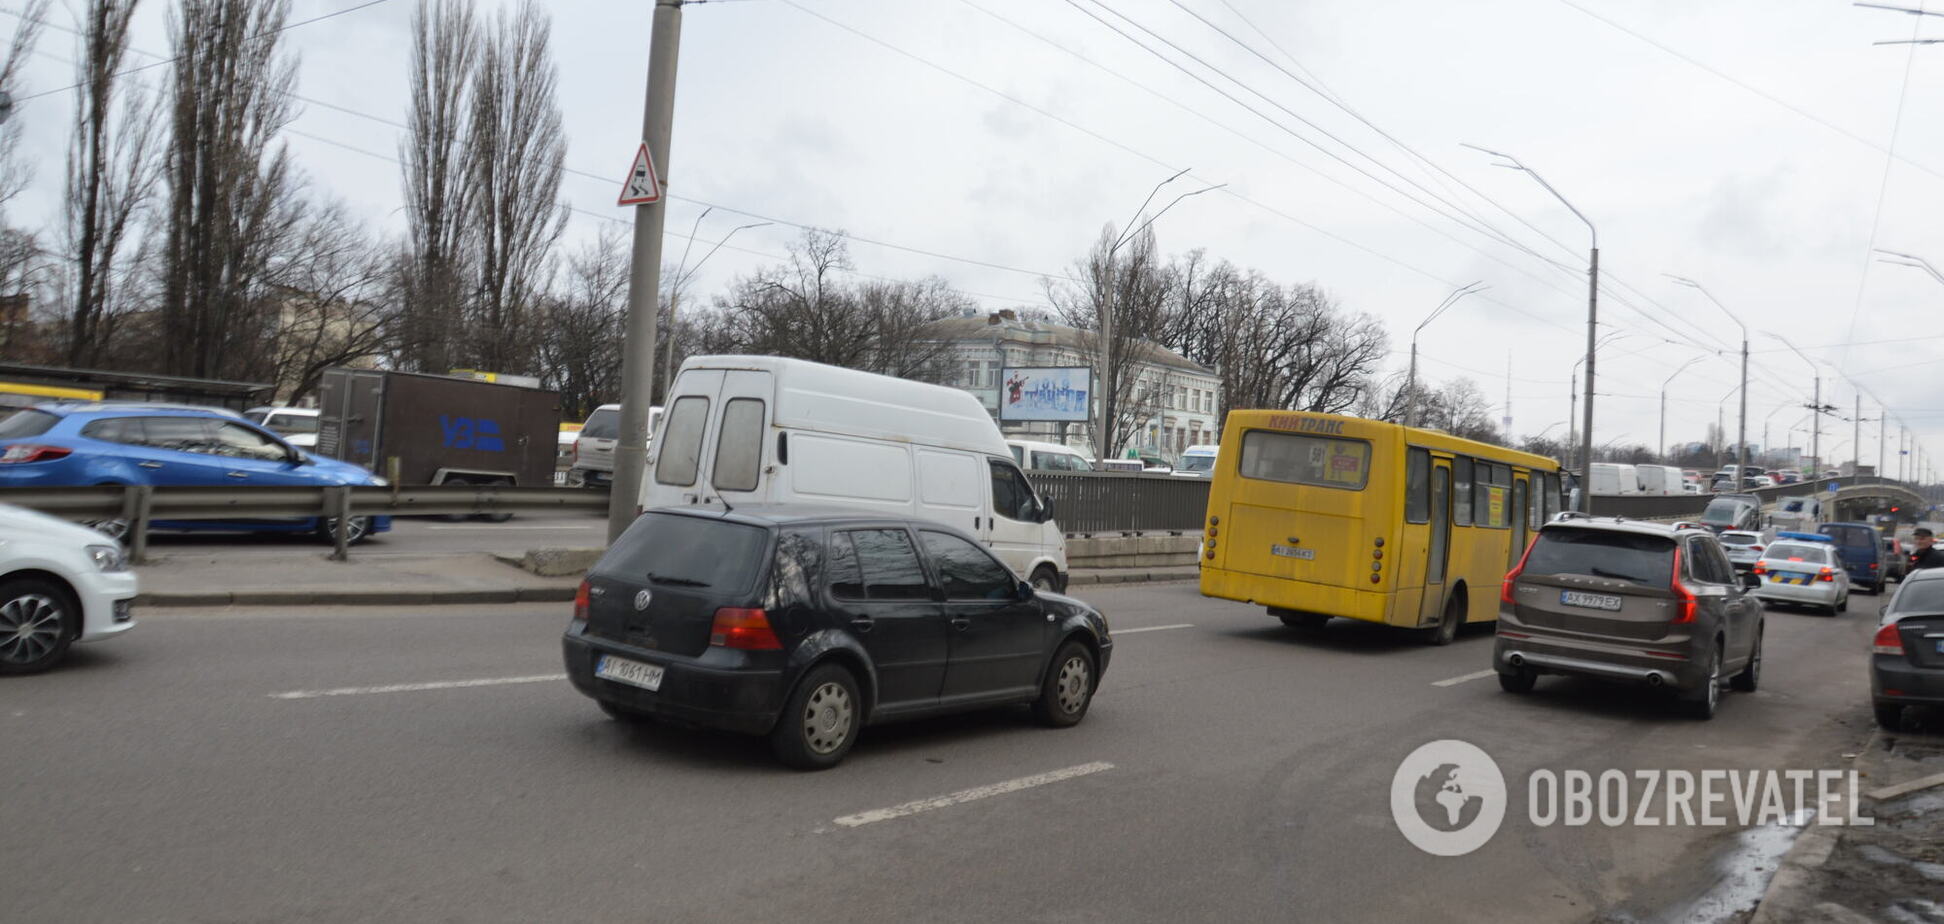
1495 515 1764 719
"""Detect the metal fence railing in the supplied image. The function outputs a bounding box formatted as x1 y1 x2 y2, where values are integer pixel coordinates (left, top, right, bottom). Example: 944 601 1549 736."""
0 484 608 563
1027 471 1211 535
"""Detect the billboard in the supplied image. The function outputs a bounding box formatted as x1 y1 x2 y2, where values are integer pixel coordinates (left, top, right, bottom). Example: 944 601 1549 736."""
998 366 1092 422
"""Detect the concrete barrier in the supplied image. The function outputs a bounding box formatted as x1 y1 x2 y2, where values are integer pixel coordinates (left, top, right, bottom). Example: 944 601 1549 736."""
1066 534 1199 570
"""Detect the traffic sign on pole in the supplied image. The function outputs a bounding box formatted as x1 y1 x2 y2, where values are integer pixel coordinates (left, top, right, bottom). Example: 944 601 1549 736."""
617 142 662 206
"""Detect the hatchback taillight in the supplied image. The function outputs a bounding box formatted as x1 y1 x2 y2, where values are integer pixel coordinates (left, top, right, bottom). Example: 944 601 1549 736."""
573 579 590 623
710 607 782 650
0 444 70 464
1873 622 1905 655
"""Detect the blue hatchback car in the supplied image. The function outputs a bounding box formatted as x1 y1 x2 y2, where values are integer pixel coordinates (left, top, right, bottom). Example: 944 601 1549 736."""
0 403 391 543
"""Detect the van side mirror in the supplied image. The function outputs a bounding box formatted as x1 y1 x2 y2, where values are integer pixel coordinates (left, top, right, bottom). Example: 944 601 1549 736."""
1038 497 1056 523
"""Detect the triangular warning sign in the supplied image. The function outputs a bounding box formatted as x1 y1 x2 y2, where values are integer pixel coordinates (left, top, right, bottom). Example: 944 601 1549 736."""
617 142 662 206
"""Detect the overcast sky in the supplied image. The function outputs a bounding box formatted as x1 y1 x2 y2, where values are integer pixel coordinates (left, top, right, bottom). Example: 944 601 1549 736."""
6 0 1943 472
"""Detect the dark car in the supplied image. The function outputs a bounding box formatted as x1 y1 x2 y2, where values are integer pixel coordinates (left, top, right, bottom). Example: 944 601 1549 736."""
1699 496 1762 534
1496 516 1764 718
1818 522 1887 593
1882 536 1909 582
561 506 1112 769
1870 568 1944 730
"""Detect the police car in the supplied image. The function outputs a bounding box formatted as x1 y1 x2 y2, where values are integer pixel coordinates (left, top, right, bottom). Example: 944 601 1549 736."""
1751 532 1850 616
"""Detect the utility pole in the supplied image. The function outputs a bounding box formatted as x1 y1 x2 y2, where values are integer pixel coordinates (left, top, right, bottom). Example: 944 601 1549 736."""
1854 394 1862 476
1811 376 1822 477
1879 405 1888 480
608 0 685 542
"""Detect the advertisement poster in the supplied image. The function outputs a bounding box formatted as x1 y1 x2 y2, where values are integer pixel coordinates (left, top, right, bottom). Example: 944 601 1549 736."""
999 367 1092 422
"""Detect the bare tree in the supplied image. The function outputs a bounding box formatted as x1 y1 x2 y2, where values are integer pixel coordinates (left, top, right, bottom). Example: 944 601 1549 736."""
463 0 564 373
536 226 627 418
1046 223 1173 459
395 0 477 374
63 0 159 368
264 200 393 403
0 0 49 209
157 0 300 380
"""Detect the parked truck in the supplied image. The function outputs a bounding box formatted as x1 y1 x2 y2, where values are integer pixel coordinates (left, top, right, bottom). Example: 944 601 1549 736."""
314 368 563 490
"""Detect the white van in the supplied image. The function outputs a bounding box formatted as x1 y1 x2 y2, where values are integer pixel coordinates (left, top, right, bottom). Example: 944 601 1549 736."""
642 356 1070 591
1634 464 1682 496
244 406 321 449
1770 495 1822 533
571 403 663 488
1006 439 1094 473
1587 462 1640 496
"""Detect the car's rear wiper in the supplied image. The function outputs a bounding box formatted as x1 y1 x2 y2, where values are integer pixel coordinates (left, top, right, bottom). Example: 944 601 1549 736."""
644 573 709 588
1589 567 1647 583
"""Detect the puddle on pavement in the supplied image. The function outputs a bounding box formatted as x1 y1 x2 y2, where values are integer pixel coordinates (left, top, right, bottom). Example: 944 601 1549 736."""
1664 813 1813 923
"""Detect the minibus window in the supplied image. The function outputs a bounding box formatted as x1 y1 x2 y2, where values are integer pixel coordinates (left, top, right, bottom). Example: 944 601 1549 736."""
1453 457 1474 526
1404 448 1428 523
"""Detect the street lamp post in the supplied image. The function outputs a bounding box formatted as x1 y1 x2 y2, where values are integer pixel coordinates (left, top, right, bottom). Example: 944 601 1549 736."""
1658 356 1704 462
1467 144 1597 511
663 212 771 398
1095 169 1222 461
1405 282 1486 427
1668 276 1748 488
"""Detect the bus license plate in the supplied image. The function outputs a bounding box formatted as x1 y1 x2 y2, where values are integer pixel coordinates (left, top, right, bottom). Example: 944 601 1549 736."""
1271 544 1315 560
1560 590 1623 611
595 655 664 692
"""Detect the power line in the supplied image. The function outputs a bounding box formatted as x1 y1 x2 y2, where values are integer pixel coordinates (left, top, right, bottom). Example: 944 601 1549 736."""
1837 11 1924 378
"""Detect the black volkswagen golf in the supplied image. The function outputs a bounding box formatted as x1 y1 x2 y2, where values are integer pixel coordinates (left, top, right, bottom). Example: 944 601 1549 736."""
562 506 1112 769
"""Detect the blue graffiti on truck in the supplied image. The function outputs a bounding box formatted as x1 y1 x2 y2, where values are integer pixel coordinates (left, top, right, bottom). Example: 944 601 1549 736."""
439 415 505 452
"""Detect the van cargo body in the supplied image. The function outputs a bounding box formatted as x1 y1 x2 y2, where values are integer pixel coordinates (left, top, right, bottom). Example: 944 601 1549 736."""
641 356 1069 590
315 368 563 486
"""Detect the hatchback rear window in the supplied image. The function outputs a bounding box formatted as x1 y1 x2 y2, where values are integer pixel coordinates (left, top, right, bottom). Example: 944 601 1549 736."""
1891 579 1944 615
1720 532 1761 546
580 408 618 440
598 513 768 592
0 409 58 439
1523 528 1675 587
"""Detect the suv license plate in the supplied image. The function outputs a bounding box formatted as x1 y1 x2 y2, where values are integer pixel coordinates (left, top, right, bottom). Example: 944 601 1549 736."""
1560 590 1623 611
595 655 664 692
1271 544 1315 560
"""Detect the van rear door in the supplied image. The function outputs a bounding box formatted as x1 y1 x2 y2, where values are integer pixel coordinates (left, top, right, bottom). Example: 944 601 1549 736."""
645 368 773 507
702 370 774 506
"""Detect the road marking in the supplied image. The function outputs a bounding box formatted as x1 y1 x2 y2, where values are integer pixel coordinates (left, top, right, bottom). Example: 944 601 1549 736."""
422 525 600 531
1114 623 1194 635
833 761 1115 828
1431 669 1497 688
270 673 566 700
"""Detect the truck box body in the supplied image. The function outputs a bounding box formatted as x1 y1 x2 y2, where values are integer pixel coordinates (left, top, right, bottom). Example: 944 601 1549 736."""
316 368 562 486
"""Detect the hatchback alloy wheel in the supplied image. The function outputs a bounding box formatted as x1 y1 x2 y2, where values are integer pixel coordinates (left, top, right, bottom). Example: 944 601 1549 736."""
1054 653 1091 715
0 589 71 674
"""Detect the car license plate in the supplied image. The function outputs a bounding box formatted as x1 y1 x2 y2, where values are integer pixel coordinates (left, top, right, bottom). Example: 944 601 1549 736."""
1560 590 1623 611
1771 572 1809 585
595 655 663 692
1271 544 1316 560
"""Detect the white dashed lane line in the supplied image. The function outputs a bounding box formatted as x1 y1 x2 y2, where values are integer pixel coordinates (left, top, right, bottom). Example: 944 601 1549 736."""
1430 669 1497 688
270 674 567 700
832 762 1117 828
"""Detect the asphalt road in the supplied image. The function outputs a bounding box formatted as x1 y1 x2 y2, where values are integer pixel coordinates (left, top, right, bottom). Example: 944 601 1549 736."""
2 584 1888 923
142 513 609 558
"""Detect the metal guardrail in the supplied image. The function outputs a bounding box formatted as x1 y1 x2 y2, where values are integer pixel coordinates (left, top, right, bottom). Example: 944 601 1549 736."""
1027 471 1210 535
0 484 608 563
1590 475 1923 520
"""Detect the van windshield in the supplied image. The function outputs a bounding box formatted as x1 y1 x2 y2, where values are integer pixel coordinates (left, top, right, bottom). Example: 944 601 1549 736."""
581 408 619 440
1178 454 1215 473
1524 528 1675 587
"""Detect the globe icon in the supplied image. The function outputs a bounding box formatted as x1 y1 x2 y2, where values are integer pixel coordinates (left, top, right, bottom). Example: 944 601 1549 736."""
1413 762 1484 833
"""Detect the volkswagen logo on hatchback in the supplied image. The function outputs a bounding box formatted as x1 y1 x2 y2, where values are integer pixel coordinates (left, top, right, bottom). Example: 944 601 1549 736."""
633 589 652 611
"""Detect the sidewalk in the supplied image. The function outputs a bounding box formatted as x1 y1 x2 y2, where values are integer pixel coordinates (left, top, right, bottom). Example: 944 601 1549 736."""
1751 716 1944 923
131 550 1200 607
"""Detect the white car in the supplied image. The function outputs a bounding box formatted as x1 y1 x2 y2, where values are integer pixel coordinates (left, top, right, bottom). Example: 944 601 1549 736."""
244 406 321 449
1007 438 1094 472
1752 536 1849 616
0 504 138 674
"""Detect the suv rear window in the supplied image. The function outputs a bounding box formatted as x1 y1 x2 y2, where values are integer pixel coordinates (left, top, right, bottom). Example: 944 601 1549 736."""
598 513 769 592
580 408 618 440
1523 527 1675 587
0 409 58 439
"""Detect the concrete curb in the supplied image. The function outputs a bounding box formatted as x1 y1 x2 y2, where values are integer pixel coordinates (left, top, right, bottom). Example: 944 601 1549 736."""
1747 731 1879 924
136 568 1201 607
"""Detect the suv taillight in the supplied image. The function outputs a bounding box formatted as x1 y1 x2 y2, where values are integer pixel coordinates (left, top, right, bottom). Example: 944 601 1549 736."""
1670 547 1697 624
710 607 781 650
573 579 590 622
1873 622 1904 655
1501 541 1535 606
0 444 70 464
